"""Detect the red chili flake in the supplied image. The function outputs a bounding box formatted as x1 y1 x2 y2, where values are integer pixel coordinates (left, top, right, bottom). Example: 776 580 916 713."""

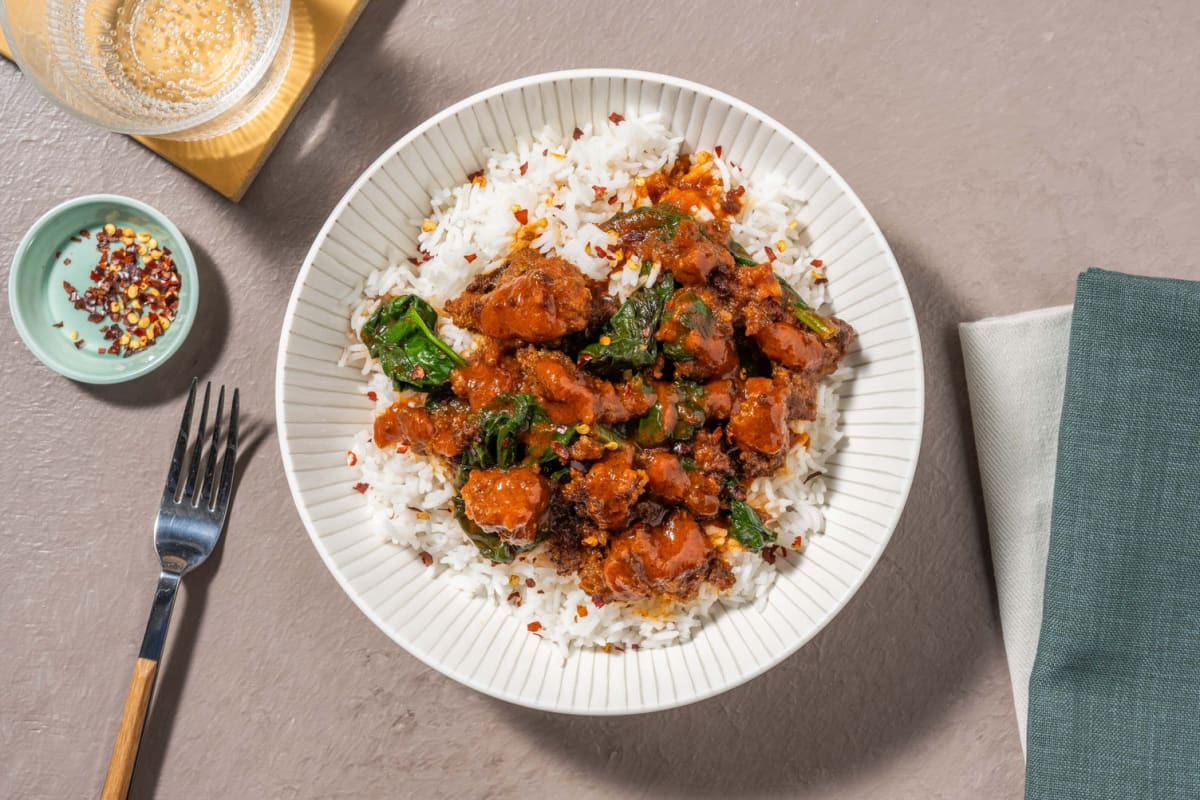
366 390 378 401
792 536 804 548
79 229 90 238
764 246 777 262
55 251 61 258
73 339 85 349
591 595 607 608
813 275 829 286
541 149 548 157
410 364 427 380
52 321 64 328
608 112 624 124
70 236 81 244
87 312 104 323
715 145 723 157
594 245 609 259
810 259 824 268
466 168 484 182
572 126 583 140
506 591 521 605
524 578 535 588
761 545 788 564
519 161 528 176
631 643 640 650
607 194 618 205
107 343 120 355
592 185 607 201
803 470 824 484
513 208 529 225
97 347 106 354
407 256 420 266
419 551 433 567
464 253 477 263
346 451 358 467
352 482 369 494
63 258 71 265
527 621 542 633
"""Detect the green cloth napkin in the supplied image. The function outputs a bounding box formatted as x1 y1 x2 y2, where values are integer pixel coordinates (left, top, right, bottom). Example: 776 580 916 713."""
1026 269 1200 799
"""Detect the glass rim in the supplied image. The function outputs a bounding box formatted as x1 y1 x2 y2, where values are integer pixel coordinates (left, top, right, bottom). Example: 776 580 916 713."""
0 0 291 137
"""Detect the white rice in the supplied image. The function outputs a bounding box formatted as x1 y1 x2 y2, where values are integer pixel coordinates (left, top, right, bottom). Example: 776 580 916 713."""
341 114 846 654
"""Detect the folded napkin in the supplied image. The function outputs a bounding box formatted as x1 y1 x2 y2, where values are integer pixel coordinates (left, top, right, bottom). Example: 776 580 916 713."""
964 269 1200 798
960 304 1073 752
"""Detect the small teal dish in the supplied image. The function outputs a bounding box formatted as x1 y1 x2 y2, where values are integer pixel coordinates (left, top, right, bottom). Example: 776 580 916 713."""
9 194 198 384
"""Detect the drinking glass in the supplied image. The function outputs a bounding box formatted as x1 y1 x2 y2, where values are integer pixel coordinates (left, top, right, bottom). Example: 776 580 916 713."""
0 0 292 140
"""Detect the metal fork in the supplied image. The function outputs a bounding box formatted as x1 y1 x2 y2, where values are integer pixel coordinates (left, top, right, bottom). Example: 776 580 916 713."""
101 379 240 800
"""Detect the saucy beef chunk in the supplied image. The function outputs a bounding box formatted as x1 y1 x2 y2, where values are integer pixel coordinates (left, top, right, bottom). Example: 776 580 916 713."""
459 466 551 546
374 399 476 458
450 339 521 410
641 450 690 503
563 448 646 530
445 247 601 343
517 347 654 425
657 287 739 380
606 206 734 287
711 261 784 335
639 449 721 518
600 509 721 601
728 377 790 456
754 316 855 377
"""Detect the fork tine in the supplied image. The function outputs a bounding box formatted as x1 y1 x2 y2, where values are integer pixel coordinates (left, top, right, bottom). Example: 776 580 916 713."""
182 382 211 502
200 386 225 509
163 379 198 500
214 388 239 516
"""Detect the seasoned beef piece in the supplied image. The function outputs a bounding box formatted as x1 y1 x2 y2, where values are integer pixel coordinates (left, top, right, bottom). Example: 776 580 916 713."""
445 247 601 343
700 379 736 420
691 429 733 476
728 376 790 456
600 510 721 600
640 450 690 504
563 448 646 530
754 316 856 377
710 261 785 335
517 348 654 425
772 366 819 422
638 449 721 518
656 287 739 380
373 399 476 458
459 466 552 546
450 338 520 410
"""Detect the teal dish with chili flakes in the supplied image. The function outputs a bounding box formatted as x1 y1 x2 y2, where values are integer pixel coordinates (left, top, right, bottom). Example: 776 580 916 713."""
9 194 198 384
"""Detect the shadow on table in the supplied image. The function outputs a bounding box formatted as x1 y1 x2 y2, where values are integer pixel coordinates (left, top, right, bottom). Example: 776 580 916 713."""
78 240 231 408
495 231 1004 797
126 418 271 800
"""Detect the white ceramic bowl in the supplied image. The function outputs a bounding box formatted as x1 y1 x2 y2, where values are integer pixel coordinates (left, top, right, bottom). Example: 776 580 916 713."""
276 69 924 714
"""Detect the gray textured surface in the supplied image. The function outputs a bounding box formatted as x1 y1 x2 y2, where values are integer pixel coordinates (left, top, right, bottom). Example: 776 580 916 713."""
3 1 1199 797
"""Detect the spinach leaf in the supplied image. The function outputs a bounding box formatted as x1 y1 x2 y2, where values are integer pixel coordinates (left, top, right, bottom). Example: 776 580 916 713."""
634 401 668 446
452 494 516 562
604 203 692 238
461 393 545 471
362 295 466 391
660 291 714 362
580 274 674 371
632 381 706 446
671 381 707 439
728 500 777 551
728 239 758 266
776 277 839 341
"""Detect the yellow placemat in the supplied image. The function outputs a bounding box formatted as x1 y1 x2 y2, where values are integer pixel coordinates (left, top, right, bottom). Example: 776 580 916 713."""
0 0 366 201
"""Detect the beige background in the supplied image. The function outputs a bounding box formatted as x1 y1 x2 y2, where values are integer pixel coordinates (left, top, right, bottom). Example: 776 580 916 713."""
4 1 1200 797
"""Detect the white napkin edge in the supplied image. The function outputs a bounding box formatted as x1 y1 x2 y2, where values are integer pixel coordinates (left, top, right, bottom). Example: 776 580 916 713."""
959 304 1073 755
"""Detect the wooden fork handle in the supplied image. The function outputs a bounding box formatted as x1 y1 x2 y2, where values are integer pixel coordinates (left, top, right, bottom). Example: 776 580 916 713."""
101 657 158 800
